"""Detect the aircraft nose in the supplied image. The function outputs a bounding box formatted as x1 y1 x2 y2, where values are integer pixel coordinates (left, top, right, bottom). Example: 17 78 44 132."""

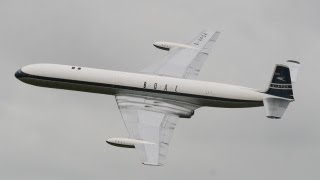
15 69 25 79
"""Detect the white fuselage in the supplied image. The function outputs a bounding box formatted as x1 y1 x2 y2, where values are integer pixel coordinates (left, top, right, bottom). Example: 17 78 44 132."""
16 64 267 108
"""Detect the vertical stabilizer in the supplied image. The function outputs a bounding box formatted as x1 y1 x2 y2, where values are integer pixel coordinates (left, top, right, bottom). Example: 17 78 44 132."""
265 65 294 100
263 61 300 119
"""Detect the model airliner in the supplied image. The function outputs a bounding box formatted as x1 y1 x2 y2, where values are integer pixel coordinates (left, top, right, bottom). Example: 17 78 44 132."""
15 30 300 166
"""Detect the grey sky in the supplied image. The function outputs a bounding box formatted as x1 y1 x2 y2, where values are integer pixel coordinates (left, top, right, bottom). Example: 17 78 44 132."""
0 0 319 179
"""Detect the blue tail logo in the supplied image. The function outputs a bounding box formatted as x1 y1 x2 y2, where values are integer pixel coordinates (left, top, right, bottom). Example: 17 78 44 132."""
265 65 294 100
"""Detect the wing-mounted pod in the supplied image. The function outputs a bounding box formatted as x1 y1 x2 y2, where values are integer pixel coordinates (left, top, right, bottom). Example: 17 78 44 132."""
106 138 155 148
153 41 196 51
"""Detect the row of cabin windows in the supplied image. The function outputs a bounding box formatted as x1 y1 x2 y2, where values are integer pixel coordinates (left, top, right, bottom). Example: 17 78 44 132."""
71 67 81 70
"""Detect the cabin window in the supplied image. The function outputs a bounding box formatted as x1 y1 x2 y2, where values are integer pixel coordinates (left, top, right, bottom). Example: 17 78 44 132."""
78 67 81 70
72 67 75 69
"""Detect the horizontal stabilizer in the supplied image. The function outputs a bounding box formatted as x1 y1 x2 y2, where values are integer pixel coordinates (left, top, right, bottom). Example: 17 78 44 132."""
286 60 301 83
263 98 290 119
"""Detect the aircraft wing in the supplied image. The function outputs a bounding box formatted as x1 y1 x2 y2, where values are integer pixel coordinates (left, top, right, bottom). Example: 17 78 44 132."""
115 95 195 165
141 30 220 79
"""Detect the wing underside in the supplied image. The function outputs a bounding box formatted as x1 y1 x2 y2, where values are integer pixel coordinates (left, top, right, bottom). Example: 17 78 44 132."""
116 95 197 165
116 95 196 165
141 30 220 79
119 107 178 165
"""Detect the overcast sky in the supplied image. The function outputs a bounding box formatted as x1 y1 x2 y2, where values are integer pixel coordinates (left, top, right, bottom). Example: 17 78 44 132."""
0 0 319 179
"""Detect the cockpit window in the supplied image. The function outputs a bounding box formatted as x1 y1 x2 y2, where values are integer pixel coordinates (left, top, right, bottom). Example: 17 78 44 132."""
71 66 81 70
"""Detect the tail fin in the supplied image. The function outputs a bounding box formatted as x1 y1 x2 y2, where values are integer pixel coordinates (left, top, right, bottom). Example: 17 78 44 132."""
263 60 301 119
265 64 294 100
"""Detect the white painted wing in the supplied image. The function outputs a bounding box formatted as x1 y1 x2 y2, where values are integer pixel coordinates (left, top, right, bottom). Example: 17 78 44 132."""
115 95 191 166
141 30 220 79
